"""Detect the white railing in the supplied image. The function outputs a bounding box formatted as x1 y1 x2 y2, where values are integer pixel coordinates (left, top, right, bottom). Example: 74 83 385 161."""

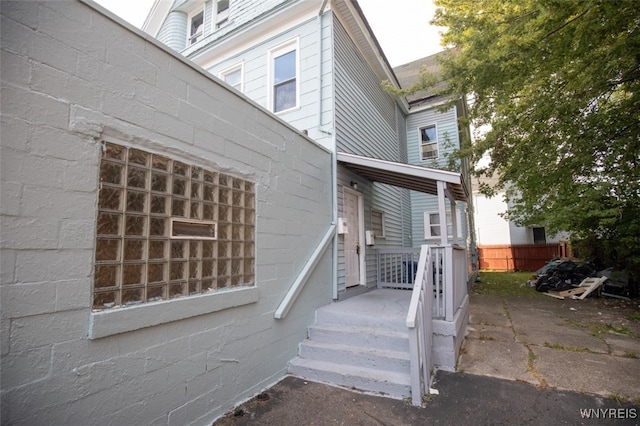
378 245 468 321
431 245 468 321
274 225 336 319
376 247 421 289
405 244 433 406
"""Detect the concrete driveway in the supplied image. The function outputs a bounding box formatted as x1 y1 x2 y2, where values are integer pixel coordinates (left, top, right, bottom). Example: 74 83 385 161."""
459 294 640 402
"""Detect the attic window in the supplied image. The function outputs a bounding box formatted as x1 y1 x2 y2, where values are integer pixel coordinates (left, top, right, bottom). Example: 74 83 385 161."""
215 0 230 29
189 9 204 45
94 141 256 310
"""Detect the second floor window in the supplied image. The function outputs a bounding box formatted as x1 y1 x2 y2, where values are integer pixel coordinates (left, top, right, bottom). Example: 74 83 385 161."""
270 40 298 113
420 124 438 160
188 9 204 45
220 64 243 92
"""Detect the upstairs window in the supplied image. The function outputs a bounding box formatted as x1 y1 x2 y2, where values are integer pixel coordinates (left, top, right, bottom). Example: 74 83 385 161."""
215 0 230 29
220 63 243 92
94 141 256 310
188 8 204 45
420 124 438 160
269 40 299 113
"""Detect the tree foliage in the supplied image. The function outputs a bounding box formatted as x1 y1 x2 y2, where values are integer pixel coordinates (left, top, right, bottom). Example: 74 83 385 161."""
424 0 639 274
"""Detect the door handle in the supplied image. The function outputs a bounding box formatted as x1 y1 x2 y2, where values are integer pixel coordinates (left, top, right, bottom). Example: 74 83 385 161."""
356 242 360 255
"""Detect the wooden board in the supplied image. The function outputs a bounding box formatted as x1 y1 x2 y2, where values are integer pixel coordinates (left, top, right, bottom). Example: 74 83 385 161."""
575 277 607 300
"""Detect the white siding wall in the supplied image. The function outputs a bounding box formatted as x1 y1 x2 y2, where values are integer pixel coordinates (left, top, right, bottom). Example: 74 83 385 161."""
473 193 511 245
0 2 333 424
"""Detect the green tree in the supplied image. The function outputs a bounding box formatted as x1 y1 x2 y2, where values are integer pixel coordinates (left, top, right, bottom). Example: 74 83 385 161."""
417 0 639 279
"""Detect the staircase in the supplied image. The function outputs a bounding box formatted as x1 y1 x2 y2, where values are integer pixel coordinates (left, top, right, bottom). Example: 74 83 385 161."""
288 289 413 400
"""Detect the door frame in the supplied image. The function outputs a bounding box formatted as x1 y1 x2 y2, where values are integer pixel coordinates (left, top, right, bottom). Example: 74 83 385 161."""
342 186 366 287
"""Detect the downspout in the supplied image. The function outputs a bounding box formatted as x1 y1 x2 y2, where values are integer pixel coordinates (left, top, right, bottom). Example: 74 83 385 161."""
318 0 338 299
317 0 331 135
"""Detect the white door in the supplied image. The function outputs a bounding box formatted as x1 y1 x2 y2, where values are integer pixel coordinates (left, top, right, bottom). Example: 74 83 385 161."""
343 189 361 287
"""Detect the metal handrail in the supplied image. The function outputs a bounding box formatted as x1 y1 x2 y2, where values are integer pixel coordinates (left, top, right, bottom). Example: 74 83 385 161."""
274 225 336 319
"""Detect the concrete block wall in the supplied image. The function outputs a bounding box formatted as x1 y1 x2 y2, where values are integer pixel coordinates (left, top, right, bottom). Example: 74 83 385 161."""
0 1 333 424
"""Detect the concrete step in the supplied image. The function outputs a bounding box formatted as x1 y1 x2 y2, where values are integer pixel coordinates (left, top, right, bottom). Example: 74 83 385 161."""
315 308 406 332
298 340 411 374
288 357 412 400
307 323 410 352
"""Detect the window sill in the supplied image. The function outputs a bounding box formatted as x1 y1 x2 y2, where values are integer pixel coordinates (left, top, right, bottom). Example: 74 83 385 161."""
88 286 259 339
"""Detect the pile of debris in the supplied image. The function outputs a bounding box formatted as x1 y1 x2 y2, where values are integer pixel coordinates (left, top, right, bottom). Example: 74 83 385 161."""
527 259 631 300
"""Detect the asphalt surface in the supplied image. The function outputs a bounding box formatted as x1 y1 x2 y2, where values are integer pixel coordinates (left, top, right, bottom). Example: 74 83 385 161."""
214 373 639 425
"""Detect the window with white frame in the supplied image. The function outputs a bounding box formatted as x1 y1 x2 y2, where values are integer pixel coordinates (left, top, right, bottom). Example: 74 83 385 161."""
269 40 298 113
214 0 230 29
220 63 243 92
419 124 438 160
188 7 205 45
371 209 385 238
94 141 255 310
423 210 461 239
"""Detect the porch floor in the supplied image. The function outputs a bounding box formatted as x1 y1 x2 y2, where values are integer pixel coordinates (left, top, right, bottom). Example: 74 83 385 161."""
326 288 412 328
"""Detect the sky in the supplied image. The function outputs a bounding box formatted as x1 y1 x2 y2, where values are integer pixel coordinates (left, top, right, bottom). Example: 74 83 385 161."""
94 0 445 67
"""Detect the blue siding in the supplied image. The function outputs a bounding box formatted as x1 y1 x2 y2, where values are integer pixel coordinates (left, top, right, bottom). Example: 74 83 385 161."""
333 18 398 161
157 10 187 51
203 15 333 148
406 105 460 168
406 106 468 246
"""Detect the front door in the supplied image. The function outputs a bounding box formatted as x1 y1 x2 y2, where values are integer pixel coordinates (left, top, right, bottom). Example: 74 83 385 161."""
343 189 361 287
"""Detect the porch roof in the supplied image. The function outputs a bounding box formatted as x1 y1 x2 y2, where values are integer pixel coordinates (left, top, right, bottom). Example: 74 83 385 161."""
337 152 469 202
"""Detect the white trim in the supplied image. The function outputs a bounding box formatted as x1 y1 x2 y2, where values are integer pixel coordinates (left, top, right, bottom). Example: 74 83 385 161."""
342 186 366 286
219 62 244 92
187 5 205 46
214 0 230 29
371 208 386 238
267 38 300 114
423 209 462 240
89 286 259 339
419 123 439 161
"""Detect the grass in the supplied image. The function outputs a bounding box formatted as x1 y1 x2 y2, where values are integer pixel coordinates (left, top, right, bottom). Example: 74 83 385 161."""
623 352 638 359
627 312 640 322
472 272 544 298
543 341 593 353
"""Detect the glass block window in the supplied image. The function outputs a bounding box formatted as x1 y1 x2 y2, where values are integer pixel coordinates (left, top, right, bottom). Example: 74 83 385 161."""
94 141 256 310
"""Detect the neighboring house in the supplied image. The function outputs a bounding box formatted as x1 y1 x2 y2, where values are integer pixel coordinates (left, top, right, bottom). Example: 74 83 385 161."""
473 174 570 270
1 0 475 424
